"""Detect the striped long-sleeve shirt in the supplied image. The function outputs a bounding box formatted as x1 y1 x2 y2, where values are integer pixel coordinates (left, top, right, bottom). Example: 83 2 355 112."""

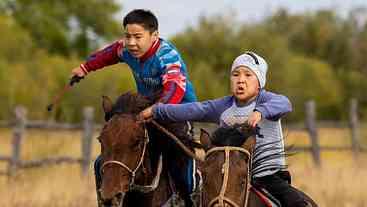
153 90 292 177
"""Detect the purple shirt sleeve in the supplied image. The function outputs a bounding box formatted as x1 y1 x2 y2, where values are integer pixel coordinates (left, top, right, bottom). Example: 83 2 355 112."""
255 89 292 121
152 96 233 123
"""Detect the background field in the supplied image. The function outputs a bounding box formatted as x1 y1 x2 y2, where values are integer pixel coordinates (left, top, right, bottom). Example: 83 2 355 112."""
0 126 366 207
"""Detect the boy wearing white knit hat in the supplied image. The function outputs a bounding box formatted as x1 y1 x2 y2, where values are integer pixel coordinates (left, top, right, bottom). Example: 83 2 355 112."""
139 51 313 207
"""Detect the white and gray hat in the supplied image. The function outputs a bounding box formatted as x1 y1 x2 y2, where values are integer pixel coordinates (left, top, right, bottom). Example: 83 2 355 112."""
231 51 268 88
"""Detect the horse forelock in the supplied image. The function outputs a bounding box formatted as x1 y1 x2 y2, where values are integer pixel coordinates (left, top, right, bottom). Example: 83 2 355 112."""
211 124 255 147
112 92 153 115
101 114 146 149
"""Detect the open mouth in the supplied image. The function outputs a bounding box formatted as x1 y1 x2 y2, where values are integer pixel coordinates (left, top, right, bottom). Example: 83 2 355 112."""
236 86 245 94
128 49 140 56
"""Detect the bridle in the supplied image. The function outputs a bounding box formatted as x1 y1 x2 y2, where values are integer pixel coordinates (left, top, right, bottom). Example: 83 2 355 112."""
205 146 252 207
206 147 251 207
98 114 201 195
100 124 163 193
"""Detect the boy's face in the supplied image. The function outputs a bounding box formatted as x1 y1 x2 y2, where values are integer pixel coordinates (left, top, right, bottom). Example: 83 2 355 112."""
123 24 158 58
230 66 260 103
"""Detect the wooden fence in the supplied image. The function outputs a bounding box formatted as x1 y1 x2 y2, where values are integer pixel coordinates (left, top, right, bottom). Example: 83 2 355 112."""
289 98 366 167
0 106 97 178
0 99 365 177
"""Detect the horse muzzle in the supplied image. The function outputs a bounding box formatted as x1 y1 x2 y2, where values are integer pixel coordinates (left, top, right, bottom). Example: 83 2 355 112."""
99 190 125 207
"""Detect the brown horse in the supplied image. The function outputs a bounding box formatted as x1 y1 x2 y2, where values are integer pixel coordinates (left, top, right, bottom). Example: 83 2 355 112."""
199 125 318 207
97 92 173 207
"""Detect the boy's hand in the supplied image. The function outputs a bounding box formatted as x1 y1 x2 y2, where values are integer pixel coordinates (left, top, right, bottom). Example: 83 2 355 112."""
71 66 86 77
137 106 154 122
247 111 262 128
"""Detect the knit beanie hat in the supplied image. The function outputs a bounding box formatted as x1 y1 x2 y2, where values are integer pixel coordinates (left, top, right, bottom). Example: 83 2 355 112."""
231 52 268 88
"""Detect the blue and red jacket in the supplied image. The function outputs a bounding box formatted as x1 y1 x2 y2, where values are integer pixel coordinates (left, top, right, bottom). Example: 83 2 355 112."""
80 38 197 104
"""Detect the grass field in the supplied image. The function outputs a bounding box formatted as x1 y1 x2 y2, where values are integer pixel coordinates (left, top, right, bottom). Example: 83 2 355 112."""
0 126 366 207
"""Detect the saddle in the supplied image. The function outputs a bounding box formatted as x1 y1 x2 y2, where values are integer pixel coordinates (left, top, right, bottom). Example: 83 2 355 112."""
250 170 292 207
251 186 281 207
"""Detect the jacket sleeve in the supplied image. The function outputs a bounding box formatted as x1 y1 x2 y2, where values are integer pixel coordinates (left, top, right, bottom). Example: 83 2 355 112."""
80 40 124 74
158 49 186 104
255 90 292 121
152 97 231 123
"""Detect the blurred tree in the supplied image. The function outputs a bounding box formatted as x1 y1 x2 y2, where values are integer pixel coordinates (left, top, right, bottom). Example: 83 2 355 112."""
0 0 121 57
272 55 343 120
0 15 35 63
0 14 134 121
293 10 340 58
0 59 12 119
346 7 367 75
265 8 307 39
172 15 242 77
189 61 229 100
267 8 367 74
0 14 35 119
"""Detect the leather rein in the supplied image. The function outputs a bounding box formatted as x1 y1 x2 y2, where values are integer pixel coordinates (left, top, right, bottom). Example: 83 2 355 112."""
206 146 252 207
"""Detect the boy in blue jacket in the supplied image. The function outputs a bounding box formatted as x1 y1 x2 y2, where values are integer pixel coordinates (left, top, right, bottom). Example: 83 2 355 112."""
70 9 197 206
140 52 312 207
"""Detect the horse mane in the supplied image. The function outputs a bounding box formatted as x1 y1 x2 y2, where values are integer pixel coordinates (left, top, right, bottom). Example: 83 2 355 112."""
211 124 258 147
105 91 153 121
210 124 289 177
103 91 203 153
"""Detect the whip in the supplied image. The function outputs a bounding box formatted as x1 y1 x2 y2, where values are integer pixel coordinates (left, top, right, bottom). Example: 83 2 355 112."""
47 75 84 112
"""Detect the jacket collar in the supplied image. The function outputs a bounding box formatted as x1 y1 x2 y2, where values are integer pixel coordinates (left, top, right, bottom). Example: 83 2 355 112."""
139 39 161 62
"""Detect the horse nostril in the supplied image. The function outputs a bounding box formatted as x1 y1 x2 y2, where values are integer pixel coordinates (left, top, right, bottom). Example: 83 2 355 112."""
103 199 112 206
113 192 125 207
115 192 125 201
102 192 125 207
100 188 114 201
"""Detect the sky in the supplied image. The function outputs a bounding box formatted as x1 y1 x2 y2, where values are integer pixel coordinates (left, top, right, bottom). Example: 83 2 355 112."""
119 0 367 38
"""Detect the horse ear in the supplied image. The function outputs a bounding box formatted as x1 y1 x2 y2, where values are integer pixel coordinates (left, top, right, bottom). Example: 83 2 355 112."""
241 136 256 152
102 96 113 113
200 128 212 150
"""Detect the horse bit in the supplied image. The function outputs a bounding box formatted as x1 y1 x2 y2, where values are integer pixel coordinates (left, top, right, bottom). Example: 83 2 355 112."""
206 146 252 207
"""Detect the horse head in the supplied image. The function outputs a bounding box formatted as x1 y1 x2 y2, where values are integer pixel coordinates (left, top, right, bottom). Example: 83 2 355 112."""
199 124 257 207
98 93 152 206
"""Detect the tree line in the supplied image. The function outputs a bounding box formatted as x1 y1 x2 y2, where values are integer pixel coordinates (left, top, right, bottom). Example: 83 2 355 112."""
0 1 366 122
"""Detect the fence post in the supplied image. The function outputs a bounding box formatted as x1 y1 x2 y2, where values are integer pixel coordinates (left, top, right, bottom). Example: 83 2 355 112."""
8 106 27 178
81 107 94 176
305 100 321 167
349 98 360 156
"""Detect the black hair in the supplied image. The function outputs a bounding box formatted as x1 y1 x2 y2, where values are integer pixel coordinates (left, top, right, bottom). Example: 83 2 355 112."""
123 9 158 33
